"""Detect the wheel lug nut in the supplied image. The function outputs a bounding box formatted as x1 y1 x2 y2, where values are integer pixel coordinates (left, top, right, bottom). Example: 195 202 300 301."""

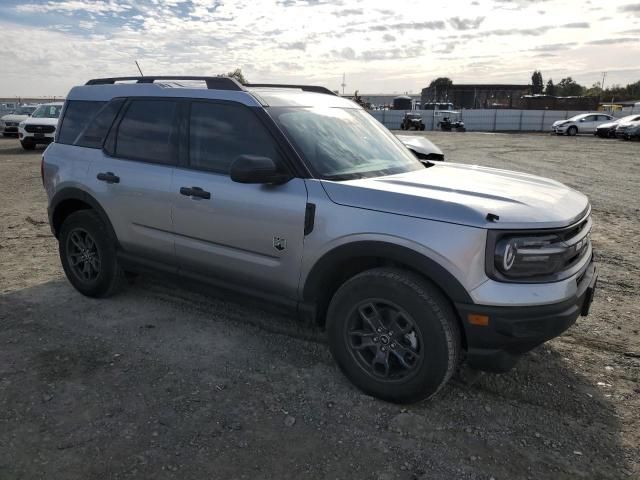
391 343 396 349
381 346 387 352
373 336 379 342
377 328 382 333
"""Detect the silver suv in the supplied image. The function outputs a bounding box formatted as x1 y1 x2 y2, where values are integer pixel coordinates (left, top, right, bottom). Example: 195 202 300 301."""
43 76 597 403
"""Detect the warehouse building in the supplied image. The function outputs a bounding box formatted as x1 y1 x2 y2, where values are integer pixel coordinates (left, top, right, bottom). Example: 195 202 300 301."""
421 84 530 109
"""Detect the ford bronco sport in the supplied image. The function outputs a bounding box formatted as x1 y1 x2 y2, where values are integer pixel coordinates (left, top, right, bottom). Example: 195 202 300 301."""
43 76 597 403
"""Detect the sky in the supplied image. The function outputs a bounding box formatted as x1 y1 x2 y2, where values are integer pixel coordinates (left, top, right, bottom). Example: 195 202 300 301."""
0 0 639 97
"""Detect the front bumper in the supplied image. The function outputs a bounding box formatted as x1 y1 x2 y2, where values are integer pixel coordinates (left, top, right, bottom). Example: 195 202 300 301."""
455 259 597 372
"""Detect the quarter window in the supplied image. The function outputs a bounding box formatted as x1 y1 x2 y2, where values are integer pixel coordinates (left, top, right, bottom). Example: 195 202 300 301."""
189 102 282 174
115 100 179 164
57 101 106 145
75 99 125 149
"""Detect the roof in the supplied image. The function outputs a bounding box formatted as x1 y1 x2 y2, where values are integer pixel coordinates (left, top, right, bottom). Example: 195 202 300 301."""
67 76 356 109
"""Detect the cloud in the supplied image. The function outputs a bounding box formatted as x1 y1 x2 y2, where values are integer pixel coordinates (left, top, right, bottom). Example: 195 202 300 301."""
448 16 485 30
382 34 396 41
587 37 639 45
530 42 576 51
332 8 363 16
279 41 307 50
618 3 640 14
562 22 590 28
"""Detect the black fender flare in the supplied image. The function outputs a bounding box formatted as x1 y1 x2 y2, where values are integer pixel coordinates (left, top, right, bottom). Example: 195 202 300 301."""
49 187 117 243
302 241 473 304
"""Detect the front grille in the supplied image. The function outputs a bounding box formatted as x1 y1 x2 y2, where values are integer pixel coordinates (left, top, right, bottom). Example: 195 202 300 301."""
557 215 592 272
5 121 18 127
25 124 55 134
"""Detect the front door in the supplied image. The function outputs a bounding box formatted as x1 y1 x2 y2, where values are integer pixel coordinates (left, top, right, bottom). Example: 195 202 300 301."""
171 100 308 300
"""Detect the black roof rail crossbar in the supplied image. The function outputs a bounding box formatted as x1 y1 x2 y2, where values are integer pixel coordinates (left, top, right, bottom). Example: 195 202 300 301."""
85 76 244 91
244 83 337 96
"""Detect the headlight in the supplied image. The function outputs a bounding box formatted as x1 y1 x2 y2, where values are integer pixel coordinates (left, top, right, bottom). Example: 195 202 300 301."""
486 221 592 282
494 234 567 278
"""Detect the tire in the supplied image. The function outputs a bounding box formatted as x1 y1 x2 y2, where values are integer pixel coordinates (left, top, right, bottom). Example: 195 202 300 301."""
58 210 124 298
20 139 35 150
420 124 425 131
326 268 461 403
567 126 578 136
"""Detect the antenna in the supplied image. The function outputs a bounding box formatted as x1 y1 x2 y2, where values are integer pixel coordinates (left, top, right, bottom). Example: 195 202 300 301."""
341 73 346 95
135 60 144 76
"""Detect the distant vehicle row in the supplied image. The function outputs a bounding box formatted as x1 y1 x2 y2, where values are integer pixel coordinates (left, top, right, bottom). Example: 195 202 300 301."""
551 112 640 139
0 102 63 149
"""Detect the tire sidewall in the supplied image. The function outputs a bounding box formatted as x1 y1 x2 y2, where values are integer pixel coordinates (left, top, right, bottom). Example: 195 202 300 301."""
327 271 455 403
59 211 120 297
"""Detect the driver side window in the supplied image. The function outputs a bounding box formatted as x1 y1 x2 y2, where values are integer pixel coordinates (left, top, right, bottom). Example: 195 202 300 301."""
189 102 282 175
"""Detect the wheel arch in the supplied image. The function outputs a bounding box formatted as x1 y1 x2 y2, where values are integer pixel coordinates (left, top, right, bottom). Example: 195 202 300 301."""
301 241 472 332
50 188 117 244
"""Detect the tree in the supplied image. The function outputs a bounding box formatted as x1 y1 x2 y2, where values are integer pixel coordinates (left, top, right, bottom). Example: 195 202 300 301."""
531 70 544 94
545 79 556 96
428 77 453 102
556 77 585 97
226 68 247 84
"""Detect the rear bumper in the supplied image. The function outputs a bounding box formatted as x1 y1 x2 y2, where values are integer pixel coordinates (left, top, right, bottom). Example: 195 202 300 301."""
455 260 597 372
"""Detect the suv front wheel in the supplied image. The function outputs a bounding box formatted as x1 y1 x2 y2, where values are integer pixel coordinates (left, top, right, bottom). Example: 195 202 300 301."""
327 268 461 403
59 210 124 298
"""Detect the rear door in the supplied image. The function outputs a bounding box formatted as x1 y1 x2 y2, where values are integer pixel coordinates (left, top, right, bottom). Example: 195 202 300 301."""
171 100 308 300
85 98 180 264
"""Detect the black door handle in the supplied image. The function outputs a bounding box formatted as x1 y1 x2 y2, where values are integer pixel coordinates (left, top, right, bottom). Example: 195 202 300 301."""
97 172 120 184
180 186 210 200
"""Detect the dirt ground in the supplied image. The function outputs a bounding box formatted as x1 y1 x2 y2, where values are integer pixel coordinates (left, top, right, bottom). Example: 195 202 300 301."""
0 132 638 480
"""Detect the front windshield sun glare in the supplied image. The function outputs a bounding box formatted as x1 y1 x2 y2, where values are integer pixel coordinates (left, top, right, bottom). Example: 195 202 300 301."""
31 105 62 119
271 106 424 180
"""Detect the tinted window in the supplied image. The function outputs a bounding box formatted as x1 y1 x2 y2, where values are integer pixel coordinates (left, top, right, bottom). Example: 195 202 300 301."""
189 102 281 174
116 100 178 164
58 101 106 145
76 99 125 149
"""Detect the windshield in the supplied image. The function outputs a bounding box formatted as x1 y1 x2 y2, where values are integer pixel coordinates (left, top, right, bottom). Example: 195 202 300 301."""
406 114 421 119
271 107 423 180
16 106 36 115
568 114 588 121
31 104 62 119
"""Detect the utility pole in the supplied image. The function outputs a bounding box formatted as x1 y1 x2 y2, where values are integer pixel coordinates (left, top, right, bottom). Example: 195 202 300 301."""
601 72 607 92
341 73 346 95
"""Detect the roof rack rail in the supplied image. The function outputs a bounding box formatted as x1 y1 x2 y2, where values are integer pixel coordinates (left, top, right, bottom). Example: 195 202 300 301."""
85 76 244 91
244 83 337 96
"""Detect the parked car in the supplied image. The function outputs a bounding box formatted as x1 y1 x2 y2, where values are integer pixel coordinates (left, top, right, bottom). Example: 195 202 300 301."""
624 122 640 140
0 105 38 137
17 102 63 150
595 115 640 138
396 134 444 161
43 76 597 403
551 113 614 136
616 120 640 140
400 112 425 131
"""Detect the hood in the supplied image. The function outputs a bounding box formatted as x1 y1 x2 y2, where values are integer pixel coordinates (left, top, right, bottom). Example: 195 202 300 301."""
23 117 59 126
321 163 589 229
395 135 443 156
1 114 30 122
552 119 570 127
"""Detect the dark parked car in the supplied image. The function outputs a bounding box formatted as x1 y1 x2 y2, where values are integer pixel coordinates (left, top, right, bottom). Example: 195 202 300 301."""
621 121 640 140
595 115 640 138
400 112 425 131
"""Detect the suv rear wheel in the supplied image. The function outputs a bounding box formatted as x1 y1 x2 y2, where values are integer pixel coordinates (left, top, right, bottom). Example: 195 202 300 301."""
59 210 124 298
326 268 460 403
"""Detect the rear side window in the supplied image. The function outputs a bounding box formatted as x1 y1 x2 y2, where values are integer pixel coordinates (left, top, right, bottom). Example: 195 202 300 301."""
115 100 178 164
57 101 106 145
75 99 125 149
189 102 281 174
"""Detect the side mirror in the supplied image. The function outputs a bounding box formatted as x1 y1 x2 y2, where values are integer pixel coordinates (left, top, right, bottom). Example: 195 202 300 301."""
230 155 292 185
579 118 585 122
